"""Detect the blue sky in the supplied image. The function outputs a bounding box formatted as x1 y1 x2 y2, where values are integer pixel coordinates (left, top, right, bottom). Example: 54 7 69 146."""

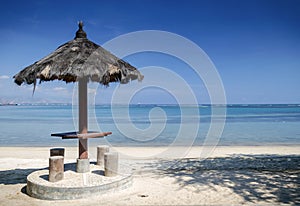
0 0 299 104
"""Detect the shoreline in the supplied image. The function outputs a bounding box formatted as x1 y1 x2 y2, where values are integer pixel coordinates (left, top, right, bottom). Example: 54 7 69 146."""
1 145 300 159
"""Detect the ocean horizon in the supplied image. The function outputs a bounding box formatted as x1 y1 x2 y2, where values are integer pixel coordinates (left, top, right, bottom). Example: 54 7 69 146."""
0 104 299 147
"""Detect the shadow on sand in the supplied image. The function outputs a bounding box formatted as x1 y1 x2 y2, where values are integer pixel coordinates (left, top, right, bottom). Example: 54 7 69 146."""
144 154 300 205
0 168 40 184
0 162 78 185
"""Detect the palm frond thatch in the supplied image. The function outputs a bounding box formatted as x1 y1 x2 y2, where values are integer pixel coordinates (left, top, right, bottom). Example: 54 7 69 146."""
14 22 143 86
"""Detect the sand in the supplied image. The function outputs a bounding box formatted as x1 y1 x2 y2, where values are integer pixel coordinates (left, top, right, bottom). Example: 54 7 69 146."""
0 146 299 205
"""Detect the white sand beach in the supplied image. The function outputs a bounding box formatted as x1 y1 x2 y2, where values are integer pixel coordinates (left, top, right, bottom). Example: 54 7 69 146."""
0 146 299 205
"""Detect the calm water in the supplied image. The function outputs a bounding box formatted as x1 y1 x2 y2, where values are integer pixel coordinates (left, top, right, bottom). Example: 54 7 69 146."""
0 104 299 147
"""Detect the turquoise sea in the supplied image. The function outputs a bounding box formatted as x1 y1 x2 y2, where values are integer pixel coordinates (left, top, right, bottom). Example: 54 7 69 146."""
0 104 299 147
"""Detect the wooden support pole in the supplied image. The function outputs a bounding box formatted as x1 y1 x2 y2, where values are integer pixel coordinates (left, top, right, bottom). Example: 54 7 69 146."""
97 145 110 166
104 152 119 177
78 78 88 159
49 156 64 182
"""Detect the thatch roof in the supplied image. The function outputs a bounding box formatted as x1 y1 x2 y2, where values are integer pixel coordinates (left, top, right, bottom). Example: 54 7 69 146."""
14 22 143 87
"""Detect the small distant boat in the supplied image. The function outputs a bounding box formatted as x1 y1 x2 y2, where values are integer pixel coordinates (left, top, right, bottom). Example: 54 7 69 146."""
0 103 18 106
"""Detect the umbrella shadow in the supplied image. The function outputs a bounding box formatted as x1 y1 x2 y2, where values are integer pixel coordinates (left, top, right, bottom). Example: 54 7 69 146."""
0 168 43 185
0 162 78 185
0 162 81 197
143 154 300 205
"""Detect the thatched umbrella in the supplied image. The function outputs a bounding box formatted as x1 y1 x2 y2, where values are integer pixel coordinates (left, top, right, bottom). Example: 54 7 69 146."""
14 22 143 168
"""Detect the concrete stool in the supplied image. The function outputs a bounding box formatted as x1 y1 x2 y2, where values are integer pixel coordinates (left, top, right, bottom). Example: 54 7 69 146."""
50 148 65 157
96 145 109 166
49 156 64 182
104 152 119 177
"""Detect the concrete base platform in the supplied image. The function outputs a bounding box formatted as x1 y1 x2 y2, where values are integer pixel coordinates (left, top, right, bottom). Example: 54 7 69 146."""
26 163 132 200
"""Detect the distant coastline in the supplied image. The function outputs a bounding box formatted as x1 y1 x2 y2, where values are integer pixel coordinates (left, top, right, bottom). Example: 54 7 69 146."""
0 103 299 107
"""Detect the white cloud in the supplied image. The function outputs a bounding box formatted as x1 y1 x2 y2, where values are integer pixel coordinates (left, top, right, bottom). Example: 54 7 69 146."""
53 87 67 91
0 75 9 79
88 88 97 94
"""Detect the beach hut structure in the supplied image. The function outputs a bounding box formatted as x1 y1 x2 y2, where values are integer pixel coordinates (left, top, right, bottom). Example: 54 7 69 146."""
14 22 143 172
